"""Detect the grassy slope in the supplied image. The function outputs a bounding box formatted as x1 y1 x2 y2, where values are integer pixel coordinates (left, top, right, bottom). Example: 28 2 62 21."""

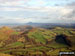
0 27 20 47
0 53 13 56
0 27 75 56
3 27 74 48
28 28 56 44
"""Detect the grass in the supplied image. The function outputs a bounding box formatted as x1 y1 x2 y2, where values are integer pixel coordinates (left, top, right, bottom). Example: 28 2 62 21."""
12 32 20 35
47 41 68 48
28 30 47 44
47 49 60 55
5 42 24 48
0 27 75 56
0 53 13 56
28 46 52 51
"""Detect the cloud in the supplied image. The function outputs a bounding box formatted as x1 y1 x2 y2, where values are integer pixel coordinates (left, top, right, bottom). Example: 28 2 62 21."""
0 0 29 7
0 0 75 23
0 5 74 23
60 2 75 21
0 7 24 11
0 17 27 23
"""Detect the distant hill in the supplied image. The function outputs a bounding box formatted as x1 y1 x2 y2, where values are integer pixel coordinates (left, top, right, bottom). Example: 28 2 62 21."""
26 22 75 28
0 23 75 28
13 25 33 32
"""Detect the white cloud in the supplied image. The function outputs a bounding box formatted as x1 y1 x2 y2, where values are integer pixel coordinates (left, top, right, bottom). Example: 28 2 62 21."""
59 7 73 15
0 0 29 7
0 6 74 23
0 7 23 11
0 0 75 23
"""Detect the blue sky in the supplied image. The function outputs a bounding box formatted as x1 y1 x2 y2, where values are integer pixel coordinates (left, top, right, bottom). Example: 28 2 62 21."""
0 0 75 23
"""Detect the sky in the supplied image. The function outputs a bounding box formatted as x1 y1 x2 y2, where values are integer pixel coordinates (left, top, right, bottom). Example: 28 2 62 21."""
0 0 75 23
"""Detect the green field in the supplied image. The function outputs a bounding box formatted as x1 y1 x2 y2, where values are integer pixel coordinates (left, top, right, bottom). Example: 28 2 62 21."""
0 27 75 56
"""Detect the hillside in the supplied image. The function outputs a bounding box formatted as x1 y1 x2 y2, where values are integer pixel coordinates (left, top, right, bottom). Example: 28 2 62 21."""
0 26 75 56
0 26 20 47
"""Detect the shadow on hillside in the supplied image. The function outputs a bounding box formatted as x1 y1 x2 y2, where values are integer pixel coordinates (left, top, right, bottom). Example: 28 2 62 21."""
55 34 71 47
